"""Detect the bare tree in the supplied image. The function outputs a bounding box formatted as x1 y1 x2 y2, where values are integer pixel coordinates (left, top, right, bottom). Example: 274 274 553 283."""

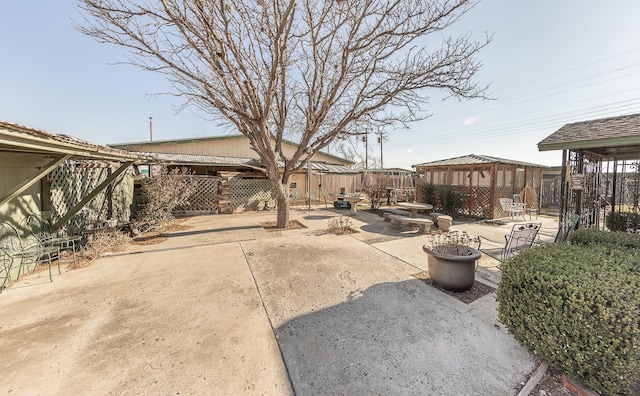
75 0 490 228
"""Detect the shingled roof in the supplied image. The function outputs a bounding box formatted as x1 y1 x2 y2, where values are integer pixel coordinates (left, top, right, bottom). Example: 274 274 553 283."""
0 120 150 161
413 154 545 168
538 113 640 158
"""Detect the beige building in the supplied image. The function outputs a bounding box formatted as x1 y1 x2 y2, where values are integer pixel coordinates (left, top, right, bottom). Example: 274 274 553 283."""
111 135 359 213
110 135 351 166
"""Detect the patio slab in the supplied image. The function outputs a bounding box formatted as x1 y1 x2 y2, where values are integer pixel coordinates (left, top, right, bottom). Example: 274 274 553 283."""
0 238 291 395
0 208 542 395
243 217 536 395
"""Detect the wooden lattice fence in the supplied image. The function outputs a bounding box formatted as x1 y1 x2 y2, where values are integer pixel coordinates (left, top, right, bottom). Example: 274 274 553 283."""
49 161 134 233
229 179 273 212
175 176 220 214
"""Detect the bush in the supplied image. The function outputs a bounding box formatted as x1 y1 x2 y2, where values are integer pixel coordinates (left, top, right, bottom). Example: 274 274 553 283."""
327 215 354 235
606 212 640 231
133 167 197 233
497 244 640 395
438 185 465 216
72 227 132 268
420 182 435 204
363 174 389 210
569 228 640 251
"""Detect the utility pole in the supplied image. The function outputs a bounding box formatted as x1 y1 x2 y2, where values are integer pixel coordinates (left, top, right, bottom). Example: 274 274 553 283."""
149 116 153 142
363 134 368 170
378 130 384 169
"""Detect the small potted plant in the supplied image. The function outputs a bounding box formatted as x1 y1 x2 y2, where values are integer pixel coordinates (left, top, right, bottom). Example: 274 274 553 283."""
423 231 481 291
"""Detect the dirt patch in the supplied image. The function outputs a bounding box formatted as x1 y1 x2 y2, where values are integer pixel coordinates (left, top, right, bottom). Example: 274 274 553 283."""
412 271 495 304
131 235 168 245
131 219 193 245
365 236 402 244
522 366 640 396
260 220 307 231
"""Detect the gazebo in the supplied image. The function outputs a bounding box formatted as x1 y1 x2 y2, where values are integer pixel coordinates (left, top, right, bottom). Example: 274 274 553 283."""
538 112 640 231
413 154 546 219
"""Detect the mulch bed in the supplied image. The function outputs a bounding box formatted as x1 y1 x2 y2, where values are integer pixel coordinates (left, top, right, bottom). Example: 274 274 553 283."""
260 220 307 231
412 271 495 304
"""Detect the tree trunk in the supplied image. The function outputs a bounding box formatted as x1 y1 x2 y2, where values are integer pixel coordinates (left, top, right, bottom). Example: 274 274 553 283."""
268 170 291 229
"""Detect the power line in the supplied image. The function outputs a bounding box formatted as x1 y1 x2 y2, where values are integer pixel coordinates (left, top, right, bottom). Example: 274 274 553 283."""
407 102 640 147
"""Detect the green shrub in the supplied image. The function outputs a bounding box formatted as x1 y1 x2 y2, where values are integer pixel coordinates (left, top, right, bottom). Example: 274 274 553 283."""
420 182 435 204
606 212 640 231
570 228 640 251
438 185 465 216
497 244 640 395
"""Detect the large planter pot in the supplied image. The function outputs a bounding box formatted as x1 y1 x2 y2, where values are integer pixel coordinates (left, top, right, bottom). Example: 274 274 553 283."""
423 246 481 292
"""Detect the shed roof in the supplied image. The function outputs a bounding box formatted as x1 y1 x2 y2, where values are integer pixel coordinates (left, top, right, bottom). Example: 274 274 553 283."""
150 152 264 171
413 154 546 168
308 162 359 174
538 113 640 158
146 152 357 174
0 120 149 161
110 134 354 165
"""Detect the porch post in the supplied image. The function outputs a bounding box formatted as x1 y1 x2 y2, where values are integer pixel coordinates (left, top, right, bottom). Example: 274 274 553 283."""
559 150 568 225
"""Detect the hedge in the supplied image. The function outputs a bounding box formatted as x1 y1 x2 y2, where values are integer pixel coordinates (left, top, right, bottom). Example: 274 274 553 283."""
497 244 640 395
569 228 640 251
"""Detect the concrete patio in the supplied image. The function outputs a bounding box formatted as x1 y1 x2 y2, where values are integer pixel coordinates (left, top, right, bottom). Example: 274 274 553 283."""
0 208 557 395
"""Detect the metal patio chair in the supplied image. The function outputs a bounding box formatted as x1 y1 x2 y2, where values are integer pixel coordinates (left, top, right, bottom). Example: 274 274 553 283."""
22 214 82 264
0 222 60 291
499 198 526 220
478 222 542 264
554 214 580 243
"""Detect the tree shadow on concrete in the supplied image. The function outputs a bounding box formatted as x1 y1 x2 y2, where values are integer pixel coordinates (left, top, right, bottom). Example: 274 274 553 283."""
275 279 534 396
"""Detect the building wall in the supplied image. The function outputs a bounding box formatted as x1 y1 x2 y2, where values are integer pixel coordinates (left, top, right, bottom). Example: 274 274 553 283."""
120 136 350 166
0 153 47 227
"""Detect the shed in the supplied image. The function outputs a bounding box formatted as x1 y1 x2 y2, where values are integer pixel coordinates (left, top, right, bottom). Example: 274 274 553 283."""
413 154 546 219
538 112 640 230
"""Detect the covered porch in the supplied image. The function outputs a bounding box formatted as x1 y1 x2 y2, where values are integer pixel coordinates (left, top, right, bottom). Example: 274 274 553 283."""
538 112 640 231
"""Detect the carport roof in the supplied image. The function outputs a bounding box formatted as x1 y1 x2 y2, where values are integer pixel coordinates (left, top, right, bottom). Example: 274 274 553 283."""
149 152 265 171
0 120 150 161
538 112 640 158
141 152 358 174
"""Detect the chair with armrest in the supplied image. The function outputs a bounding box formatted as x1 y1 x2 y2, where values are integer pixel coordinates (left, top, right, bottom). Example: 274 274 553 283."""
479 222 542 264
553 213 580 243
22 214 82 264
499 198 526 220
0 222 60 292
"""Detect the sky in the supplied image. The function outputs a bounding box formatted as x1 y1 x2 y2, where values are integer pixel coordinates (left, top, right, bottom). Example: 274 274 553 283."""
2 1 640 170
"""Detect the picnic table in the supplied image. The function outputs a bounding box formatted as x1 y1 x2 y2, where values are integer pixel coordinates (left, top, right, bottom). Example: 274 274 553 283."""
397 202 433 218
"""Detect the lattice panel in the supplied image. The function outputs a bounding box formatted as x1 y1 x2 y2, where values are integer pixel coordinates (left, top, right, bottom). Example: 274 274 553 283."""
494 187 518 219
451 186 492 218
176 176 220 213
541 177 561 207
229 179 273 211
50 161 133 233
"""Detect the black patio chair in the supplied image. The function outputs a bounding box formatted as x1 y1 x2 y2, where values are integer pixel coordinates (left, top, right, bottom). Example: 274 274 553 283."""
478 222 542 264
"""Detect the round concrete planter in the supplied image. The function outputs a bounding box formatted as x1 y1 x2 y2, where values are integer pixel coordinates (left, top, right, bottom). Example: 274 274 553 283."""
423 246 481 292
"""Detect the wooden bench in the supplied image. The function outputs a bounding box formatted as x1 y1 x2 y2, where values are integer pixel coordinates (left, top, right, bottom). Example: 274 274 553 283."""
387 214 433 233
